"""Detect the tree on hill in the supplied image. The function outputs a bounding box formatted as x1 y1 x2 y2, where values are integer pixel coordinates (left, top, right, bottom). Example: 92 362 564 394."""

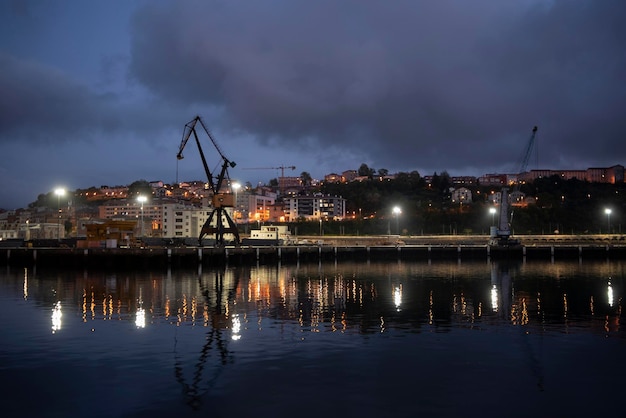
300 171 312 187
128 180 152 198
29 193 48 208
358 163 375 179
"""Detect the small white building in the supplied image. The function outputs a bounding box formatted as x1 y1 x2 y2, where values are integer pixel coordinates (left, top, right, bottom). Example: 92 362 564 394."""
249 225 293 244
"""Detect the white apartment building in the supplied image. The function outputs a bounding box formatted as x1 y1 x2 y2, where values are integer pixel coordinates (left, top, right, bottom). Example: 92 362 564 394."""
98 199 240 238
283 195 346 221
162 202 232 238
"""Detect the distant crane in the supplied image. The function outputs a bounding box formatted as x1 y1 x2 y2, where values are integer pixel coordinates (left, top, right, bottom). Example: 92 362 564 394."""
177 115 240 246
491 126 538 247
518 126 539 175
243 165 296 195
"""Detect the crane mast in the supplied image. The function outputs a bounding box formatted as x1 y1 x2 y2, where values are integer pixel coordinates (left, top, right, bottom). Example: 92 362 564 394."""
490 126 538 247
177 115 240 246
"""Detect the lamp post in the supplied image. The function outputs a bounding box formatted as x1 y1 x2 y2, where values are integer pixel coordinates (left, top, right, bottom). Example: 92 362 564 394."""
232 182 241 223
393 206 401 235
489 207 497 227
605 208 612 234
319 218 323 236
54 188 66 240
137 195 147 238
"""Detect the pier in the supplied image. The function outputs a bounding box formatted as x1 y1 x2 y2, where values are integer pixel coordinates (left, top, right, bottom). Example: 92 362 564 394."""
1 234 625 268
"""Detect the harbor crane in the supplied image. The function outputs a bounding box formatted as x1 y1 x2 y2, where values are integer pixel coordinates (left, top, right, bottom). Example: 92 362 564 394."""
491 126 538 247
177 115 240 246
517 126 538 175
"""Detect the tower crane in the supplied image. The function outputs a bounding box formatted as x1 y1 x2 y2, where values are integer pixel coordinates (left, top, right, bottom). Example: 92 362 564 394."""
491 126 538 247
177 115 240 246
243 165 296 177
242 165 296 195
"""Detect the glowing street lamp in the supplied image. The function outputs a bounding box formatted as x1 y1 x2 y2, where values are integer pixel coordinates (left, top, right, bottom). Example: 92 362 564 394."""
489 207 497 227
54 188 66 240
137 195 147 237
393 206 402 235
232 182 241 222
605 208 612 234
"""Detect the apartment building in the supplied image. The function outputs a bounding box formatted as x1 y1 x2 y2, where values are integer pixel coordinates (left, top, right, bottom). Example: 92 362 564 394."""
283 194 346 221
161 203 217 238
241 188 277 222
451 187 473 204
478 173 507 186
98 199 164 232
97 198 241 239
517 165 624 184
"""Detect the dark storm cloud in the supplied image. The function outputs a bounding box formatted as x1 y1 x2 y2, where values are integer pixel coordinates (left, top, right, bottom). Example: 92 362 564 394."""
0 53 123 142
129 0 626 174
0 52 187 146
480 1 626 165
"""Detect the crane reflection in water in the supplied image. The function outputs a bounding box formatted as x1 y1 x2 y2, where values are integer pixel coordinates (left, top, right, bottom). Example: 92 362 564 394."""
173 266 240 410
490 260 545 391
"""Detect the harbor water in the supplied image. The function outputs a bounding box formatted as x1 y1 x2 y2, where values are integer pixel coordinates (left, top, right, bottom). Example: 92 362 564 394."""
0 260 624 417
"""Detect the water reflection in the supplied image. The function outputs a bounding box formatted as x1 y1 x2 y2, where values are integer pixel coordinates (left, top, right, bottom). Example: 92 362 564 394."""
4 260 625 415
23 268 28 300
11 260 625 338
171 268 232 409
51 300 62 333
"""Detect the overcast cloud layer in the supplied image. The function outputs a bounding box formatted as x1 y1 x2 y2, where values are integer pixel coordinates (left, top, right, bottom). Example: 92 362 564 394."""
0 0 625 209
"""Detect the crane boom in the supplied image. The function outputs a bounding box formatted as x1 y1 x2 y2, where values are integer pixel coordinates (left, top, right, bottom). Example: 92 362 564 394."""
177 117 216 192
243 165 296 178
518 126 538 174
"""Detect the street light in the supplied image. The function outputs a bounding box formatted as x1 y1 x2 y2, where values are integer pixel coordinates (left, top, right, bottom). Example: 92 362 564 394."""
605 208 612 234
393 206 402 235
232 182 241 223
137 195 147 238
54 188 66 240
489 207 497 227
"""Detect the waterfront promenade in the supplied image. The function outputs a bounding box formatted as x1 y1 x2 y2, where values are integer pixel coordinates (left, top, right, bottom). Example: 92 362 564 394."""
1 234 625 268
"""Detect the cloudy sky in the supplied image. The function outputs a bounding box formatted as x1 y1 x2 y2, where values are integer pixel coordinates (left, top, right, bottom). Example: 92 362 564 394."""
1 0 624 209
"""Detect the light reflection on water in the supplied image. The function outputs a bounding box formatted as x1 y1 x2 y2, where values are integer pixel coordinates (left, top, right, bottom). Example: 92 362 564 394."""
0 260 624 417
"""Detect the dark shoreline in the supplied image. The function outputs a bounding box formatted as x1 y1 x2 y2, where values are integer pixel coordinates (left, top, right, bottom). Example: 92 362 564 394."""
2 241 625 268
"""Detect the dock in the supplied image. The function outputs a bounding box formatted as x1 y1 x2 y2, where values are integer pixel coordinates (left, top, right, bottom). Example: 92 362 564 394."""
1 234 625 268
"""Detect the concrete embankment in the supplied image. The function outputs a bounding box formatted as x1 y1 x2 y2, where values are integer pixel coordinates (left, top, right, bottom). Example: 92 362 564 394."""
1 236 625 268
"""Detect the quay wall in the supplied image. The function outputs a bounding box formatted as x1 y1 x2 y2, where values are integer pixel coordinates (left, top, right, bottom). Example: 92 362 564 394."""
1 242 625 269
